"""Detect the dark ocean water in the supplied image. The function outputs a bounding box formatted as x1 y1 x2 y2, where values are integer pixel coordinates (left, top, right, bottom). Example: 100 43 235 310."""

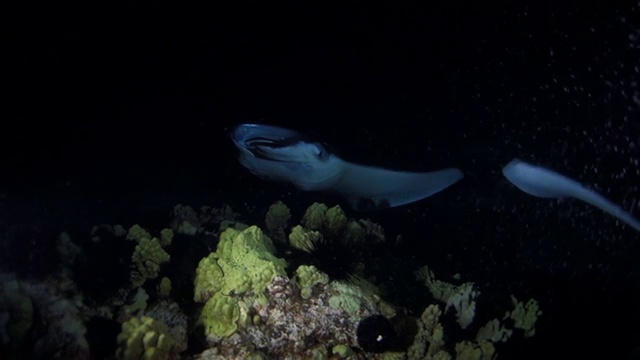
2 1 640 359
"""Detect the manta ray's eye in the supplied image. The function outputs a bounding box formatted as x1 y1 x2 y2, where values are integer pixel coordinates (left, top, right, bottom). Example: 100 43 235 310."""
314 144 329 160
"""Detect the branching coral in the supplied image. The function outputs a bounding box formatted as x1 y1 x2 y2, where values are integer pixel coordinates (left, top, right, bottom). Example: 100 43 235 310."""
506 296 542 337
407 304 448 359
264 200 291 242
130 237 170 288
288 224 322 253
115 316 176 360
300 202 349 236
413 265 542 360
416 265 479 329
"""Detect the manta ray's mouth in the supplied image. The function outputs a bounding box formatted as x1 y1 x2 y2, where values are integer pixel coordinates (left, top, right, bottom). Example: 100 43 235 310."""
233 124 302 148
232 124 310 161
242 137 306 162
246 136 301 150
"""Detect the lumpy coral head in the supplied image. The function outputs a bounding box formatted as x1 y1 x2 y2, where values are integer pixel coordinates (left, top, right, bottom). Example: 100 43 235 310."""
194 226 288 303
198 292 240 337
116 316 175 360
193 226 288 337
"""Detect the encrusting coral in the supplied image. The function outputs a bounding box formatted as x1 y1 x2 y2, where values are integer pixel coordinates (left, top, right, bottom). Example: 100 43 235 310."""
292 264 329 299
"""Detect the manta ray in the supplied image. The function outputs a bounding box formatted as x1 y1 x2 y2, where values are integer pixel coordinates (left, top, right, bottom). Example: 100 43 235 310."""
230 123 640 231
502 159 640 231
231 123 464 210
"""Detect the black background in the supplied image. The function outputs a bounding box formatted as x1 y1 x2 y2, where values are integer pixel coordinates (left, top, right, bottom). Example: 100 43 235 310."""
3 1 640 358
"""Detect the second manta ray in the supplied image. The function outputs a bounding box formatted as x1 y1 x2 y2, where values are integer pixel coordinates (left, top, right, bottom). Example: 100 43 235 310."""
503 158 640 231
231 124 464 210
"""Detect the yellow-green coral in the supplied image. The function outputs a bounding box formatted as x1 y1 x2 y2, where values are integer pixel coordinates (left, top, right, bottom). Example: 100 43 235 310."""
265 200 291 241
323 205 348 236
116 316 175 360
454 340 496 360
123 287 149 314
297 203 369 247
293 265 329 299
331 344 353 358
198 292 240 337
328 281 381 315
126 224 152 243
131 237 170 288
408 304 454 360
476 318 512 343
288 225 322 253
507 296 541 337
159 228 174 247
0 277 33 345
300 202 350 237
193 255 224 303
157 277 171 298
344 220 366 243
416 265 478 329
301 202 328 230
194 226 287 337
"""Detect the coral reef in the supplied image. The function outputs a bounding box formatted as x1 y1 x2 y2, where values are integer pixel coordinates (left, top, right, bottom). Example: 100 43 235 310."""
171 204 239 236
417 265 479 329
199 274 393 358
145 300 188 353
0 274 33 347
0 201 542 360
0 272 90 359
289 203 383 281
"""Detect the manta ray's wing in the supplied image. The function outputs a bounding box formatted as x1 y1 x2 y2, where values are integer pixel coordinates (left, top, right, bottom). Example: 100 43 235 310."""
332 159 464 210
503 158 640 231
